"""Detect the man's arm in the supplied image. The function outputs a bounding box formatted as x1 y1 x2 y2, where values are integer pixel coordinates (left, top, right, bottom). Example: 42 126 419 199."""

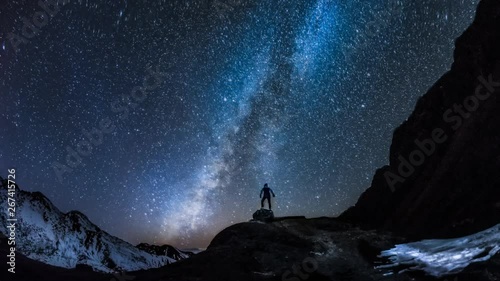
260 189 263 198
271 188 275 197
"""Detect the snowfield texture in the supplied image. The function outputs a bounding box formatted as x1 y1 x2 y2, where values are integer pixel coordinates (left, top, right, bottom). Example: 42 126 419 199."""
0 186 189 272
378 224 500 277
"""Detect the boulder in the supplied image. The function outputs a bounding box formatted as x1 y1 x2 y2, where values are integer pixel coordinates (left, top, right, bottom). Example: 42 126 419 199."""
252 209 274 222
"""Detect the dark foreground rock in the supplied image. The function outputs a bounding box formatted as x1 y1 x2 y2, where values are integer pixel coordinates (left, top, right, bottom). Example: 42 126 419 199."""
340 0 500 241
129 217 500 281
129 218 412 281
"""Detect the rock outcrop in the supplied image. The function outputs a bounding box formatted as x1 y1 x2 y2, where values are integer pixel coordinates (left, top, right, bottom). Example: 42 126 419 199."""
252 209 275 222
130 217 413 281
129 218 500 281
340 0 500 240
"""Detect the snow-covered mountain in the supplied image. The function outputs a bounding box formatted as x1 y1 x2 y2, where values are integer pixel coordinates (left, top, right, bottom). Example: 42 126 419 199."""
0 178 191 273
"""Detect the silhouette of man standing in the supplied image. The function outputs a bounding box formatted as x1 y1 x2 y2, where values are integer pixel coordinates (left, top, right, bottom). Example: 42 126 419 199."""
260 183 275 209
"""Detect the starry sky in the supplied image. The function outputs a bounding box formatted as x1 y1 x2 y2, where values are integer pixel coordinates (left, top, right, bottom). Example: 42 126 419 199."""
0 0 480 248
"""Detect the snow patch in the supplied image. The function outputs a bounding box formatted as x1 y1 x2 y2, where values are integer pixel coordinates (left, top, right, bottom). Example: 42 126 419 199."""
377 224 500 277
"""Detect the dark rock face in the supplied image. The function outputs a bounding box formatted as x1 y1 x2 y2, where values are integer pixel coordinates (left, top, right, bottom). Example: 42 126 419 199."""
252 209 275 222
340 0 500 240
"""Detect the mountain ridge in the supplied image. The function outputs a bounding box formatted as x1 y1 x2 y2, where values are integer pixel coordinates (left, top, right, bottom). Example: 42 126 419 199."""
0 178 191 273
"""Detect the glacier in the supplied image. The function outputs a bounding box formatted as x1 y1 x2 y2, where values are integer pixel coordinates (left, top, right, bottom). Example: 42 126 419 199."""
377 224 500 277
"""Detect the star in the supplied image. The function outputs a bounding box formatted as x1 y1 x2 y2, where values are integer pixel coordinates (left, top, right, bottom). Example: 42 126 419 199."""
0 0 481 248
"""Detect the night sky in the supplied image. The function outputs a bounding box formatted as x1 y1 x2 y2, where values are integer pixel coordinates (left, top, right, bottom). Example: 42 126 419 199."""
0 0 480 248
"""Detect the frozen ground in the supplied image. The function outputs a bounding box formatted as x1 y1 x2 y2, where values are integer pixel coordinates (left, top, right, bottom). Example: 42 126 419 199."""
378 224 500 277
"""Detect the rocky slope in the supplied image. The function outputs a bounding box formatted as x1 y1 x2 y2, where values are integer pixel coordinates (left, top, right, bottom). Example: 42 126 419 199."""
0 234 111 281
137 243 193 261
127 217 500 281
340 0 500 240
0 178 189 273
129 217 412 281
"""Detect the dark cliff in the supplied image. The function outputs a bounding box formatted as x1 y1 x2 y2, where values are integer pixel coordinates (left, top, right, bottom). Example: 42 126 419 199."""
340 0 500 240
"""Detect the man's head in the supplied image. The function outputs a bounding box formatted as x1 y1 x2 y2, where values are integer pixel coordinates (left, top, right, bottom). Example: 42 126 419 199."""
264 183 268 187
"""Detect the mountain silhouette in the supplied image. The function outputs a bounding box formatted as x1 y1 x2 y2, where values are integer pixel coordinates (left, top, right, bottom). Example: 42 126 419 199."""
340 0 500 241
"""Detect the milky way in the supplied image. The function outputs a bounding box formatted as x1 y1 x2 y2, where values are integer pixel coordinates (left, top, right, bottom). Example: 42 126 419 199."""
0 0 480 247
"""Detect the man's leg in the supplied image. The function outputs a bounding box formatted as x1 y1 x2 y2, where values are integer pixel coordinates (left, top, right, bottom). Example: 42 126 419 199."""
263 197 271 209
261 197 265 208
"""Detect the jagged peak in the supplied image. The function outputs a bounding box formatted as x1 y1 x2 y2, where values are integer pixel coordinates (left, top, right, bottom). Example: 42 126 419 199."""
0 175 21 191
65 210 90 219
